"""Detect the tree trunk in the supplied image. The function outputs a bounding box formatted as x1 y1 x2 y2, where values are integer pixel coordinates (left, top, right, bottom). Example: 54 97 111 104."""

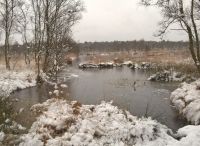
191 0 200 72
43 0 50 72
4 0 10 70
4 38 10 70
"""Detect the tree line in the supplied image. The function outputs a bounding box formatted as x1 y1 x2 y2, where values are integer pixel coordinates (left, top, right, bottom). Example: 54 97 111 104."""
79 40 188 53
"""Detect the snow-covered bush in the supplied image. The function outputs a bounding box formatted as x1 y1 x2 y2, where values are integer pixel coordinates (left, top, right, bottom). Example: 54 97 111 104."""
170 80 200 124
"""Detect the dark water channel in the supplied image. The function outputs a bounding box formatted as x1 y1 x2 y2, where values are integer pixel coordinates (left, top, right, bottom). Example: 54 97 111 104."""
6 65 188 132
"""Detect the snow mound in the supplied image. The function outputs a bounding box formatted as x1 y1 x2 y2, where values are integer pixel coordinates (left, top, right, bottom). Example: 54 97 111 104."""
19 99 200 146
148 71 195 82
0 132 5 142
173 125 200 146
79 61 153 70
0 70 36 97
170 80 200 124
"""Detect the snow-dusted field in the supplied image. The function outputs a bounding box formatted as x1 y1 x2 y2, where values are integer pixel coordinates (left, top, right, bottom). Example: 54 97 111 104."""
19 99 200 146
170 80 200 124
0 70 36 97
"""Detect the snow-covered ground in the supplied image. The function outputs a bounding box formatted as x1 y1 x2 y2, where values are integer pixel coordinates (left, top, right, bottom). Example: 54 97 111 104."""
79 61 154 70
170 80 200 124
0 70 36 97
0 132 5 142
19 99 200 146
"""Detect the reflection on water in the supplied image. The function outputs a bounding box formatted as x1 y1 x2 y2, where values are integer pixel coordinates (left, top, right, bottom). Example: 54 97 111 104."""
6 66 187 132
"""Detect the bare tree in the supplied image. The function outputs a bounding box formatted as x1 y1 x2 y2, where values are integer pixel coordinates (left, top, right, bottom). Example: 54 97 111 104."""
42 0 84 73
15 0 31 65
30 0 84 82
0 0 18 70
141 0 200 71
31 0 45 82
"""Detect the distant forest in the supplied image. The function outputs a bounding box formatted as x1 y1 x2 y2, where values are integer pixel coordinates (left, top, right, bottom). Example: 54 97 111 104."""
0 40 189 56
78 40 189 53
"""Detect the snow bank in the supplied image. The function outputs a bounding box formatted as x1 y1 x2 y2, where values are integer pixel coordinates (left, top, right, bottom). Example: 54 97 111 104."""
79 61 153 70
148 71 195 82
173 125 200 146
170 80 200 124
19 99 200 146
0 132 5 142
0 70 36 97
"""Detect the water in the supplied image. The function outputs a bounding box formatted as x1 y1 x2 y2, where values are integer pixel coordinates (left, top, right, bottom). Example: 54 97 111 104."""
9 84 50 128
62 67 188 131
7 66 188 132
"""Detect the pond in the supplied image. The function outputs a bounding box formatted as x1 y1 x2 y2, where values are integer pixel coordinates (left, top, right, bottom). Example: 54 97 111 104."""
7 65 188 133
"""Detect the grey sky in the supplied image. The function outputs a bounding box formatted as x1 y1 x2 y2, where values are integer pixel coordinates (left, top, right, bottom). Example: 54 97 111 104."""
73 0 187 42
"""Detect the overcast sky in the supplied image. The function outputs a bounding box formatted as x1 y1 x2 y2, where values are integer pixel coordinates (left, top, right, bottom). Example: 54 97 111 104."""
73 0 188 42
